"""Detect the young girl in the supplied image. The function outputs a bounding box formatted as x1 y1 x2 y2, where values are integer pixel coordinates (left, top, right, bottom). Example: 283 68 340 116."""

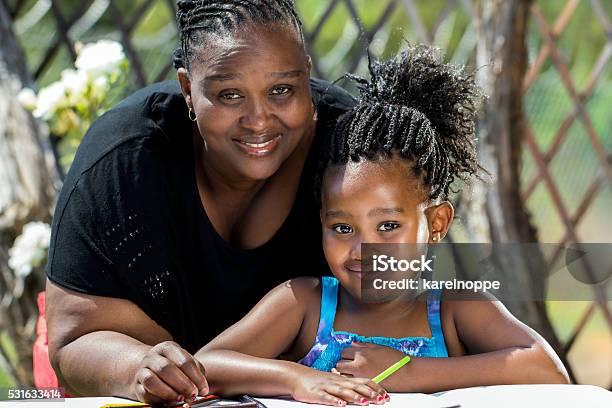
196 45 569 406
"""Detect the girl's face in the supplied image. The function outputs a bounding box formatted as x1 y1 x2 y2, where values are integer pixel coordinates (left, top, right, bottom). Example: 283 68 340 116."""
320 158 453 299
178 24 313 182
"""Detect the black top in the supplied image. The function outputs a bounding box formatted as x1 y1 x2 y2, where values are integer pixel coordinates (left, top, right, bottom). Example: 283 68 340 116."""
46 79 355 353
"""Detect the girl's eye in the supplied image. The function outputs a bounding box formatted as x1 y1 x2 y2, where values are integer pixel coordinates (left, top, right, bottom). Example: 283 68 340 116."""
378 222 400 232
220 91 242 100
333 225 353 234
270 86 291 96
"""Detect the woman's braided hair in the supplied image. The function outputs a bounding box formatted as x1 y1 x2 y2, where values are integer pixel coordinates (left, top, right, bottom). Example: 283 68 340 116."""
173 0 304 71
318 45 485 202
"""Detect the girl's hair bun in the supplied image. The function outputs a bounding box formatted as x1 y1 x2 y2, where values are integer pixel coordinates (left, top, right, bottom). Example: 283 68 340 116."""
322 44 486 201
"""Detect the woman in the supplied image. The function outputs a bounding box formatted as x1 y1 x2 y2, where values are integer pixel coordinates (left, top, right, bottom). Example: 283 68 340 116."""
45 0 354 403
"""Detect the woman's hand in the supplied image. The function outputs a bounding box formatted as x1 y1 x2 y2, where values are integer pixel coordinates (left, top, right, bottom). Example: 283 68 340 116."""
335 343 406 379
289 369 389 406
131 341 209 404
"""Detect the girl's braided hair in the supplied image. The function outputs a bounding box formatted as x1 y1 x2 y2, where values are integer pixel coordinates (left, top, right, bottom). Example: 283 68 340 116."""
173 0 304 71
318 45 485 202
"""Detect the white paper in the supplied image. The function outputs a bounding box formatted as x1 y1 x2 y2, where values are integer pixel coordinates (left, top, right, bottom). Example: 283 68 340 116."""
257 385 612 408
1 385 610 408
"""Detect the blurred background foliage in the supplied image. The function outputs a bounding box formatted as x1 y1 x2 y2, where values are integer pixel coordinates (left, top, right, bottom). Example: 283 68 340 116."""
2 0 610 388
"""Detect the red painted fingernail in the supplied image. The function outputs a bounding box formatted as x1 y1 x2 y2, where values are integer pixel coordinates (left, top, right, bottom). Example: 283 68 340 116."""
191 392 197 399
337 400 345 406
177 395 184 402
378 395 385 402
360 397 369 405
385 393 391 401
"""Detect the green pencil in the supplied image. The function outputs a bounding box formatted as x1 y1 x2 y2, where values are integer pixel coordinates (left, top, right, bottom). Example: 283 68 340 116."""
372 355 412 383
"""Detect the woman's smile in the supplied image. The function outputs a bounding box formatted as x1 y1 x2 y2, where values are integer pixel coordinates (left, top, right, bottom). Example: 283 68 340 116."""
233 133 282 157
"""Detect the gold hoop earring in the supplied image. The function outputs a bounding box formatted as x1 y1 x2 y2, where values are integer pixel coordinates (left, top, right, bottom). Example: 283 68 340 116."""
432 231 441 242
188 107 197 122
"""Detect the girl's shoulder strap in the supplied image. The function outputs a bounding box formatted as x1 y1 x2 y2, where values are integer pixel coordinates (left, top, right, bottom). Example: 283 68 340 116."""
297 276 340 367
426 288 449 357
317 276 339 338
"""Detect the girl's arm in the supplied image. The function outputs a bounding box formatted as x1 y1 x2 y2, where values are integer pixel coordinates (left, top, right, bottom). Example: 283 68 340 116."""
196 278 313 395
336 293 570 392
196 278 387 405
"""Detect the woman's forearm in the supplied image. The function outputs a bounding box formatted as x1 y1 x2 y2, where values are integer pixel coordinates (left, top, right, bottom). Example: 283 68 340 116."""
384 346 570 392
53 331 151 398
195 349 308 397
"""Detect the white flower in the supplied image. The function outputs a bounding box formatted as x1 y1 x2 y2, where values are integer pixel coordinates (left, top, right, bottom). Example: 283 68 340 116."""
91 75 110 97
17 88 38 111
61 69 89 99
8 222 51 279
75 40 125 77
93 75 109 89
33 81 66 119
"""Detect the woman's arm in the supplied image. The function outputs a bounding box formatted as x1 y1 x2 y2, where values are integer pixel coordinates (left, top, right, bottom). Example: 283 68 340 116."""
196 278 388 406
335 294 569 392
46 280 208 403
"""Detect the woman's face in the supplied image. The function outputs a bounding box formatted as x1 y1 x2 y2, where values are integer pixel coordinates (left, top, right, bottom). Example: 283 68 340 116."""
178 24 313 182
320 158 453 300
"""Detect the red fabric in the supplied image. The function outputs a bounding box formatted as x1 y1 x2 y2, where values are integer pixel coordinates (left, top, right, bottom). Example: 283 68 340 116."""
33 291 60 389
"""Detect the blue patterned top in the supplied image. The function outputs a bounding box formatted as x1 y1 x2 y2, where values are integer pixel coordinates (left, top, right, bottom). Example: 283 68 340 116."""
298 276 448 372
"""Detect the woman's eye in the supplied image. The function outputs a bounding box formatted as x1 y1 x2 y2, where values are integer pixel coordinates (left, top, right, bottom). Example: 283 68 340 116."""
333 225 353 234
270 86 291 96
220 91 242 100
378 222 400 232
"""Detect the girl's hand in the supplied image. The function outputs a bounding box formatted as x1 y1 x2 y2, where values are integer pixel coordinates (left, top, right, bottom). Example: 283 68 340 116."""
131 341 209 404
335 343 406 380
290 369 388 406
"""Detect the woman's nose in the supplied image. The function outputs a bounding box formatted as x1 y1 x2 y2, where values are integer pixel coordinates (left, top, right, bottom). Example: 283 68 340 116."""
239 99 273 132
